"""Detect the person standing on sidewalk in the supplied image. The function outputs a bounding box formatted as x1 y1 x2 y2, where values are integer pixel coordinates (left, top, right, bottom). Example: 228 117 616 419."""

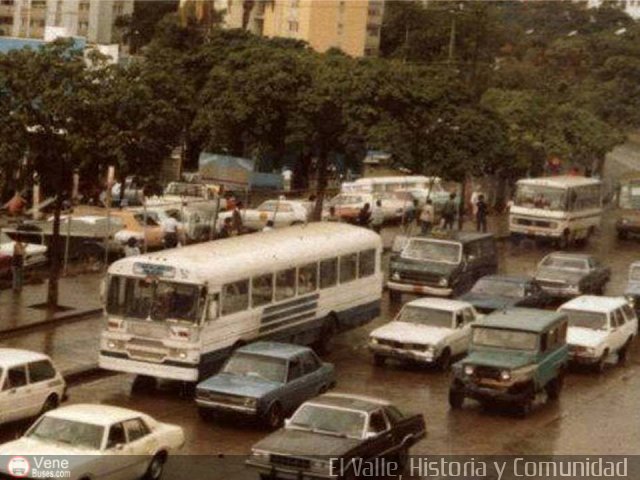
357 203 372 228
371 200 384 233
12 239 25 292
476 194 488 233
420 199 435 235
232 201 244 234
442 193 457 230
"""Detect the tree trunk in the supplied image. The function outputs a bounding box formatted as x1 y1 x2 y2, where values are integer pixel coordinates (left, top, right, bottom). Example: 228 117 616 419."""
47 191 62 308
312 150 328 221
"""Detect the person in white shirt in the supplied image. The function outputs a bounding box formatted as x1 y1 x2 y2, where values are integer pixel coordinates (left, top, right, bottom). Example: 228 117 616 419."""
124 237 141 257
371 200 385 233
162 215 180 248
420 199 435 235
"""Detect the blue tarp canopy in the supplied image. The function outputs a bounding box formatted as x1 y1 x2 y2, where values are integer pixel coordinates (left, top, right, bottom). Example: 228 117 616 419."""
0 36 86 54
198 152 282 190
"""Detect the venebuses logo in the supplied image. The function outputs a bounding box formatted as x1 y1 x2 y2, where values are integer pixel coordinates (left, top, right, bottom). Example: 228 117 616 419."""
7 456 30 478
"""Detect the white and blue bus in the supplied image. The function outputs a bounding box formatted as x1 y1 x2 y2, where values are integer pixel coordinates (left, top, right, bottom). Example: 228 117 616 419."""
99 223 382 382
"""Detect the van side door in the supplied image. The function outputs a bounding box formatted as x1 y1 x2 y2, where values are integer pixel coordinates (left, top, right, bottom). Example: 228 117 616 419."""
537 323 568 389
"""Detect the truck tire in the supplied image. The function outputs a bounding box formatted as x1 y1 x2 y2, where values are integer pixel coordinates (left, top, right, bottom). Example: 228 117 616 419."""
545 374 564 401
448 388 465 409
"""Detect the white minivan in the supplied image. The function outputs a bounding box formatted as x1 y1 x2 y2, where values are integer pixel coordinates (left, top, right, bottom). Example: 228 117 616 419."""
0 349 66 424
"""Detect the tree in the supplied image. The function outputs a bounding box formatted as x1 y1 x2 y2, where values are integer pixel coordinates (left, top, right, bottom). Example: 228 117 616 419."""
114 0 180 54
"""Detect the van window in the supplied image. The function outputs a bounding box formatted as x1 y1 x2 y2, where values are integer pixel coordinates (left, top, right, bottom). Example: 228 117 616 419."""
359 249 376 278
613 309 625 327
320 258 338 289
222 280 249 316
622 304 636 321
287 358 302 382
5 366 27 390
29 360 56 383
252 274 273 307
275 268 296 301
107 423 127 449
339 253 358 284
298 263 318 295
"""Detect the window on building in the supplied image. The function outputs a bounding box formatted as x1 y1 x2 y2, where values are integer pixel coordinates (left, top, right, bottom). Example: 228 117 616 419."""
0 16 12 25
79 0 90 12
32 0 46 8
367 24 380 37
288 20 298 32
337 22 344 35
0 0 15 6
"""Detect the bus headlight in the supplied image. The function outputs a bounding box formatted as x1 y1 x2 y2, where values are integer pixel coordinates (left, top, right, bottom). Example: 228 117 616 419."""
438 277 449 287
500 370 511 382
107 340 125 350
244 397 257 408
391 271 400 281
464 365 475 376
170 349 189 360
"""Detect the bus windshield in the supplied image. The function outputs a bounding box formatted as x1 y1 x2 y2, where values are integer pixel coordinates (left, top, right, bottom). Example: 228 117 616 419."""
401 239 461 264
619 181 640 210
515 184 567 211
106 276 204 323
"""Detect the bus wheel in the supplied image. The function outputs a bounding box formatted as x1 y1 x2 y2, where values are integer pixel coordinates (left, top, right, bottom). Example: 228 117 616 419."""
314 316 338 355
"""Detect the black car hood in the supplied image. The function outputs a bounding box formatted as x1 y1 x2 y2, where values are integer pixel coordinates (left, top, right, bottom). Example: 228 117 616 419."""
253 428 361 458
535 268 584 284
459 293 519 312
391 257 459 276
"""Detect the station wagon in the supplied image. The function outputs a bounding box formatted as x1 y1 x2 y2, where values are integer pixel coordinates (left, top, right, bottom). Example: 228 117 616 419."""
449 308 569 416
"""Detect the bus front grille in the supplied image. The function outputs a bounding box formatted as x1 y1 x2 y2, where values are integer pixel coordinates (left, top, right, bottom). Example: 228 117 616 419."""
127 349 166 362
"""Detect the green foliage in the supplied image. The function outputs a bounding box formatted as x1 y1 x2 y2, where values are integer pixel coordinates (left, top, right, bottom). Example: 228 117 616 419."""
115 0 180 53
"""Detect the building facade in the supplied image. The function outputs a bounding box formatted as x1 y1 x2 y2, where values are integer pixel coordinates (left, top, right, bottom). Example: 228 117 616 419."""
0 0 133 44
182 0 384 57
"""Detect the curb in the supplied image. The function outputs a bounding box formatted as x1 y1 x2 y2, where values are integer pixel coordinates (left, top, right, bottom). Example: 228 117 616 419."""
0 307 103 338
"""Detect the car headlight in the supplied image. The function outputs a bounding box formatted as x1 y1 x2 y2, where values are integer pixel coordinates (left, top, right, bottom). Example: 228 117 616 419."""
625 295 635 307
392 271 400 281
585 347 597 356
370 337 379 345
170 349 188 359
424 345 435 354
244 397 257 408
500 370 511 382
251 449 269 460
438 277 449 287
312 459 330 472
464 365 475 376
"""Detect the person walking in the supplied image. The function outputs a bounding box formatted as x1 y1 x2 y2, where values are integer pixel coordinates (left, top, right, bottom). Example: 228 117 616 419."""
325 206 342 222
218 217 234 239
12 239 25 292
420 199 435 235
357 203 371 228
442 193 457 230
476 194 488 233
371 200 384 233
124 237 141 257
232 201 244 234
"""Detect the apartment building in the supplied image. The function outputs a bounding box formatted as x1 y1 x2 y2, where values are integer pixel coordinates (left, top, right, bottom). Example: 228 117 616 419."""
183 0 384 57
586 0 640 18
0 0 133 44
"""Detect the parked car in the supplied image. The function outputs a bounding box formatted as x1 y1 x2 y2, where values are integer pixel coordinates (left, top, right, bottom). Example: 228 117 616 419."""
534 252 610 298
0 349 66 424
0 232 48 275
368 298 479 369
246 393 426 479
112 209 166 250
0 404 185 480
615 174 640 240
559 296 638 372
388 232 497 302
449 308 569 416
329 192 415 224
195 342 335 429
625 261 640 315
217 199 310 231
459 275 553 314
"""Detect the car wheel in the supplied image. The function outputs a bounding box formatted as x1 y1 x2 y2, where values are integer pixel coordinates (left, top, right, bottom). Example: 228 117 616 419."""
396 445 409 472
448 388 465 409
595 351 608 373
545 375 564 401
40 394 59 415
265 403 284 430
198 407 215 422
618 340 632 365
438 349 452 371
617 230 628 240
517 399 533 418
373 354 386 367
143 453 166 480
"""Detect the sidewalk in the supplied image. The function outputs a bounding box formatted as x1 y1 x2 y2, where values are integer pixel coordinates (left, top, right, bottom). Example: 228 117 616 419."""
0 272 103 334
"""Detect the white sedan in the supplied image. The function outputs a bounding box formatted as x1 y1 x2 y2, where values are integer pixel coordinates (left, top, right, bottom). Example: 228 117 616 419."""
0 232 47 273
217 199 310 231
0 404 185 480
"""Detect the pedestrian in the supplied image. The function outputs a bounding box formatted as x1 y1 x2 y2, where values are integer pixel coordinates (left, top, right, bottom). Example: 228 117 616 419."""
325 206 341 222
232 201 244 234
218 217 233 239
371 200 384 233
162 213 180 249
262 220 275 232
420 199 435 235
442 193 457 230
12 238 25 293
476 194 488 233
4 191 26 216
357 203 371 228
124 237 141 257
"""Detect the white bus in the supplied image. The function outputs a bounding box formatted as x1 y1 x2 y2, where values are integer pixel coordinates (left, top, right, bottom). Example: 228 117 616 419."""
510 176 602 247
99 223 382 383
342 176 442 194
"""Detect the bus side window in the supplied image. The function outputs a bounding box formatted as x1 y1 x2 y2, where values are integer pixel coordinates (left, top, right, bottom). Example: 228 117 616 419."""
252 273 274 307
320 258 338 289
358 249 376 278
339 253 357 284
207 294 219 321
221 280 249 316
275 268 296 301
298 263 318 295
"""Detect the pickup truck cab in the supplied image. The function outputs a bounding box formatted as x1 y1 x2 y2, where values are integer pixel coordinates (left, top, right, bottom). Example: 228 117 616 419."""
388 232 497 302
559 295 637 372
368 298 479 369
449 308 569 416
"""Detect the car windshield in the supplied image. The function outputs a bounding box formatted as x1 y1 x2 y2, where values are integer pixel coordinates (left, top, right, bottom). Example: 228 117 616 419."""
222 352 287 383
472 327 538 351
540 256 588 271
472 279 525 298
165 183 205 198
630 266 640 282
618 181 640 209
331 195 364 206
401 239 461 264
288 404 366 439
27 416 104 450
106 276 204 323
257 201 293 213
515 184 567 211
564 309 608 330
397 305 453 328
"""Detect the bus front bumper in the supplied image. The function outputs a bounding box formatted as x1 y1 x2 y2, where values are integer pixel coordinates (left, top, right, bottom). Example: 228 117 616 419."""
99 351 199 382
509 228 562 239
387 281 452 297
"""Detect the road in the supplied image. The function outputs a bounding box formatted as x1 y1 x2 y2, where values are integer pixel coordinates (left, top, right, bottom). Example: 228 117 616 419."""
1 215 639 478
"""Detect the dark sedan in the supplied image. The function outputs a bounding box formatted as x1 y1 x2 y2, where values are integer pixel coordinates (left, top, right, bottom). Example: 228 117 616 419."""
246 393 426 479
459 275 553 314
534 252 610 298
